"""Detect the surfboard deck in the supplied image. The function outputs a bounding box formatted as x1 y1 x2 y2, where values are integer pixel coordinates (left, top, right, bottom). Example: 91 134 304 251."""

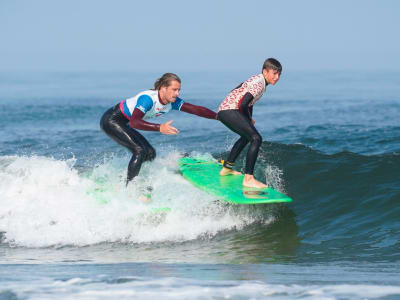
178 157 292 204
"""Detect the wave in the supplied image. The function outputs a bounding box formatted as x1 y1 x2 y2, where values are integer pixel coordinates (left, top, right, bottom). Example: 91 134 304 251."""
241 142 400 262
1 143 399 262
0 153 278 248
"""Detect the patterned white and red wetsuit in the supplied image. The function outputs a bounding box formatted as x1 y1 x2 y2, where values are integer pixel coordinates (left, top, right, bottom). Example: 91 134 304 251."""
218 74 266 112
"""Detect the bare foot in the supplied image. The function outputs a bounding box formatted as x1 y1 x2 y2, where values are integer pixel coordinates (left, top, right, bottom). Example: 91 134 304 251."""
220 167 242 176
243 174 268 188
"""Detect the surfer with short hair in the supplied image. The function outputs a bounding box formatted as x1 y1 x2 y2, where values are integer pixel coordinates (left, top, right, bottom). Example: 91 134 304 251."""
100 73 217 184
218 58 282 188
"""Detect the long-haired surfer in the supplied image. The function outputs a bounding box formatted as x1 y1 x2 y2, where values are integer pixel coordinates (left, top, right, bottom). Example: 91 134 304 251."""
100 73 217 185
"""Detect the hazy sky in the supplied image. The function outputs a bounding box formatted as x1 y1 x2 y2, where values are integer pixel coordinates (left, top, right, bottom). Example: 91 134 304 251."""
1 0 399 72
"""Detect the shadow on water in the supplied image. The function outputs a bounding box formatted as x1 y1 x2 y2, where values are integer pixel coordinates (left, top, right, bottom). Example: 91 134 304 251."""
137 202 301 264
126 203 301 264
208 203 300 264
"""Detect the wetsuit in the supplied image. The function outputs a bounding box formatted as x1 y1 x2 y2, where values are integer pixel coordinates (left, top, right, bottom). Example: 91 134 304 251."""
100 89 217 184
217 74 267 175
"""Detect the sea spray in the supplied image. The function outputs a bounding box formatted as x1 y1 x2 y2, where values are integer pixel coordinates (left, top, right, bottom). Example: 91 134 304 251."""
0 152 278 248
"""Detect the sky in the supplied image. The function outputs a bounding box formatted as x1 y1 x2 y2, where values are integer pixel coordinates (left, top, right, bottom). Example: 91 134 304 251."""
1 0 399 72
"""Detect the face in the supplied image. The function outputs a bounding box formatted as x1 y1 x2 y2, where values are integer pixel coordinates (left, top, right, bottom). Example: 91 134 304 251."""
263 68 281 85
159 80 181 103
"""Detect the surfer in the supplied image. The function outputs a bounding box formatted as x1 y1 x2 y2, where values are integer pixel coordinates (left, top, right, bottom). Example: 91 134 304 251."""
218 58 282 188
100 73 217 185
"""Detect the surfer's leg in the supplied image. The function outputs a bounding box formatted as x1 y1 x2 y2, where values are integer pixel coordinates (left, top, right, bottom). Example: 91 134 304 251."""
241 129 266 188
218 110 249 175
126 144 145 182
219 137 247 175
217 110 266 188
244 130 262 175
125 131 156 182
135 135 156 162
100 105 154 184
227 137 248 164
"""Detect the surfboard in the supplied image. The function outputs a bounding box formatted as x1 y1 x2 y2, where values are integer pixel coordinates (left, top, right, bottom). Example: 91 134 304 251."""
178 157 292 204
85 177 171 213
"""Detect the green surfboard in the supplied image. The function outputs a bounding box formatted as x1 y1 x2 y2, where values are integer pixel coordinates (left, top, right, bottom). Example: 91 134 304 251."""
178 157 292 204
85 177 171 213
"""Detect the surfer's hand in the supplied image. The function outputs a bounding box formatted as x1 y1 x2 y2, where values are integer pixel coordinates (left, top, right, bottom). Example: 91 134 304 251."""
160 120 179 135
251 119 255 125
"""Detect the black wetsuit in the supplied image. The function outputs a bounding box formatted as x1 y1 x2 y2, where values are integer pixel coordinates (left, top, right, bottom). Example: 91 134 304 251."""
217 92 262 175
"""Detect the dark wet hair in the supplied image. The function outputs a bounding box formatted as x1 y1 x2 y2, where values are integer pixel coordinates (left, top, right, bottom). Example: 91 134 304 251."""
262 58 282 73
153 73 181 90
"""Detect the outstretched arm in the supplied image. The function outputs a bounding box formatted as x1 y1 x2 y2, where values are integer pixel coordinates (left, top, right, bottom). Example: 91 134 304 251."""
180 102 217 119
130 109 178 134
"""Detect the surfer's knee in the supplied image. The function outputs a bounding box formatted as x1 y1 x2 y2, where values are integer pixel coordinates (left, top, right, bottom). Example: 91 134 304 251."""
133 144 147 159
250 133 262 147
134 145 155 162
146 147 156 161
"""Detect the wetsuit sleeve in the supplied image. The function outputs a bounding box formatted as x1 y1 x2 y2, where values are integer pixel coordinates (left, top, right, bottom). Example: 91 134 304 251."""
135 95 154 113
171 97 185 111
180 102 218 119
129 108 161 131
239 92 254 120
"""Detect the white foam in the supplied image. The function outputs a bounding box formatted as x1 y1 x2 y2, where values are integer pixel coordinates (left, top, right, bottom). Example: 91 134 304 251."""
69 282 400 300
265 164 286 192
6 277 400 300
0 153 276 247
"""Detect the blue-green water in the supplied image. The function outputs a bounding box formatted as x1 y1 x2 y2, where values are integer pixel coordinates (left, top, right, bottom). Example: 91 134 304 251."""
1 71 400 299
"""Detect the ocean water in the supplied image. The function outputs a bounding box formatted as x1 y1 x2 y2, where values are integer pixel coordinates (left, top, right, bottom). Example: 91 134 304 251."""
0 70 399 299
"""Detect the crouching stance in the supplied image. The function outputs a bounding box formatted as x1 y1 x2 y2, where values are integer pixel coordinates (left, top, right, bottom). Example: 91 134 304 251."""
100 73 217 184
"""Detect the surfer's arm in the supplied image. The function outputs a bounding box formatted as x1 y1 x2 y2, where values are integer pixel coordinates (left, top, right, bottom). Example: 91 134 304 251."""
129 109 161 131
129 109 178 134
128 95 161 131
180 102 218 119
248 105 255 124
239 92 254 121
